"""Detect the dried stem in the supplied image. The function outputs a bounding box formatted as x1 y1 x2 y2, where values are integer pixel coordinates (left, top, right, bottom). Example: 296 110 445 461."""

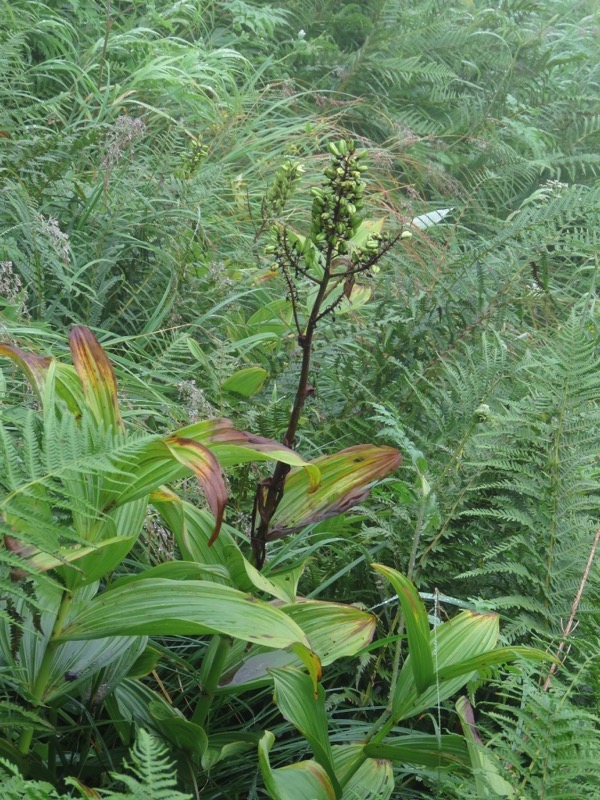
543 523 600 691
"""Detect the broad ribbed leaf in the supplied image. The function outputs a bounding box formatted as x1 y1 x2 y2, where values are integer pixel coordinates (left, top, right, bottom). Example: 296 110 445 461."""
271 667 340 797
149 702 208 757
282 600 376 665
269 445 401 539
220 651 296 692
68 326 123 431
437 646 553 681
0 343 51 398
154 495 302 600
392 611 499 721
222 366 268 397
364 734 469 769
152 495 235 586
227 545 303 603
372 565 434 694
337 753 394 800
107 679 173 742
110 561 229 587
59 535 138 586
59 579 311 650
115 421 320 514
177 419 320 488
201 732 257 770
259 731 336 800
291 643 323 693
0 343 82 413
0 581 144 704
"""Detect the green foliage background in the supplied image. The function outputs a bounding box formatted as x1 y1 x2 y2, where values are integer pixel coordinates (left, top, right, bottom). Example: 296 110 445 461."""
2 0 600 797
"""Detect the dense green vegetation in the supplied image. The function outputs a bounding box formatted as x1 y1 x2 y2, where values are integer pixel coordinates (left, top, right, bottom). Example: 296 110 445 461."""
1 0 600 797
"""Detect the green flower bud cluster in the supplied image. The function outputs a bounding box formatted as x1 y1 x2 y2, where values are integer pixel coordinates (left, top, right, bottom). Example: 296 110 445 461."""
262 159 305 221
310 140 367 254
180 135 208 179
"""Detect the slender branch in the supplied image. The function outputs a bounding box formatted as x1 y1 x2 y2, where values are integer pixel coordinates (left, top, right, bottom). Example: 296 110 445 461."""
543 523 600 691
251 242 335 566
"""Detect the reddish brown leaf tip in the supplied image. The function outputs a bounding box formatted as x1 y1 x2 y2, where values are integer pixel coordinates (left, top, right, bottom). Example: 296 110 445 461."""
68 326 123 429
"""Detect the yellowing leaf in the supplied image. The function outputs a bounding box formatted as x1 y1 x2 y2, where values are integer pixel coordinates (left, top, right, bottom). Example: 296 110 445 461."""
0 343 52 398
282 599 376 665
176 418 321 490
269 445 401 539
68 326 123 431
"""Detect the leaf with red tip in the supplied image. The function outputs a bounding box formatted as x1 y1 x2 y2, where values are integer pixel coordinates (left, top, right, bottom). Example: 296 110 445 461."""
0 342 85 415
0 343 52 399
68 326 123 431
268 445 401 539
178 419 321 491
113 419 321 509
164 437 227 545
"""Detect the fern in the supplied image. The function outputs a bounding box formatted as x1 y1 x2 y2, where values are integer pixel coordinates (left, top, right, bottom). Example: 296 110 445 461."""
447 315 600 639
0 730 191 800
437 659 600 800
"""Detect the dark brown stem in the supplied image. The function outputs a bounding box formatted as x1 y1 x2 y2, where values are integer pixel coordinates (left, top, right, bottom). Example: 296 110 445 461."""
250 147 391 567
251 245 334 566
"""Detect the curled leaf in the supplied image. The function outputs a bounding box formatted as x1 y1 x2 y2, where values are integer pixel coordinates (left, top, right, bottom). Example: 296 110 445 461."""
0 343 52 400
68 326 123 431
268 445 401 539
164 437 227 545
178 418 320 490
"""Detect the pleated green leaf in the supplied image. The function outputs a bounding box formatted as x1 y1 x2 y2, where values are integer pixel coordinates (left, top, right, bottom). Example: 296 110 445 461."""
149 702 208 758
373 564 434 694
271 667 341 797
437 646 554 681
258 731 336 800
59 579 312 650
336 752 394 800
392 611 499 721
364 734 469 769
222 366 268 397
